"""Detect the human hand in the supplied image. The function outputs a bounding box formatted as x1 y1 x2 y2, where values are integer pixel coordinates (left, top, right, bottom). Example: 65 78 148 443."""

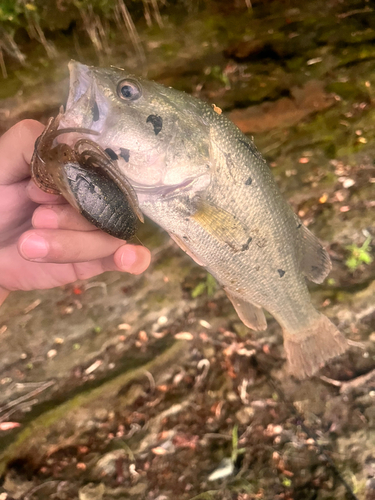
0 119 151 306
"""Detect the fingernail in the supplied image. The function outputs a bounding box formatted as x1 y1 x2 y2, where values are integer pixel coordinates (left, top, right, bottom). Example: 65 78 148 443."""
33 208 58 229
120 247 137 270
20 234 49 260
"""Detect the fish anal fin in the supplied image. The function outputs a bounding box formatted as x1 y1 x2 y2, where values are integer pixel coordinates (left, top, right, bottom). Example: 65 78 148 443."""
191 198 250 253
169 233 205 267
225 290 267 331
283 313 347 379
299 225 332 284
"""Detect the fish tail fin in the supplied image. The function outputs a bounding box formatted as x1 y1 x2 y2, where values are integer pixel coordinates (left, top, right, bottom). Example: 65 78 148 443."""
283 313 347 379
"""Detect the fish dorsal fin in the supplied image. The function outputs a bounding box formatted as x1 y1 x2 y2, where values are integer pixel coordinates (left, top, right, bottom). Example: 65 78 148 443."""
299 224 332 284
225 290 267 331
191 198 252 253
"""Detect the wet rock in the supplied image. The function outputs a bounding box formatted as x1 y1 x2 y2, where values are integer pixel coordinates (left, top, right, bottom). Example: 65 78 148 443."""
94 450 129 477
2 470 34 500
78 483 105 500
93 408 109 422
128 482 148 496
235 406 255 425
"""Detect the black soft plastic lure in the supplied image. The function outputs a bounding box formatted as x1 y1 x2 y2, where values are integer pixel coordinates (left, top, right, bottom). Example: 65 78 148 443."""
63 161 139 240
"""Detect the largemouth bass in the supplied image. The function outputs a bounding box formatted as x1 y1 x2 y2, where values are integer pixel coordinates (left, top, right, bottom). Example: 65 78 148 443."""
59 61 347 378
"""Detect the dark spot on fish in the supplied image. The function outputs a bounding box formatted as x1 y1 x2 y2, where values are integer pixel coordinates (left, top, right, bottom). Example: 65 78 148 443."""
182 236 188 240
311 265 319 273
296 221 302 229
278 269 286 278
120 148 130 162
105 148 118 160
92 101 100 122
146 114 163 135
241 236 252 251
245 177 252 185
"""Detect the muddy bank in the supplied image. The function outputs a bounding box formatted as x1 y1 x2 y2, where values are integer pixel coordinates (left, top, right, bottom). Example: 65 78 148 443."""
0 0 375 498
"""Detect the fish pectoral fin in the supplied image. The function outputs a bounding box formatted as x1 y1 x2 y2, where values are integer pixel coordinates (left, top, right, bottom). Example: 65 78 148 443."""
299 225 332 284
225 290 267 331
169 233 205 266
191 198 251 253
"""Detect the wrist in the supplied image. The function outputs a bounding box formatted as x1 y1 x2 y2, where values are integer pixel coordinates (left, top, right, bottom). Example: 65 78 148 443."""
0 287 10 307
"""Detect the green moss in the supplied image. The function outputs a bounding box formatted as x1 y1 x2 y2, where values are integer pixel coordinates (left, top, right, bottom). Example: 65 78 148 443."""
326 81 368 101
0 340 186 475
337 43 375 67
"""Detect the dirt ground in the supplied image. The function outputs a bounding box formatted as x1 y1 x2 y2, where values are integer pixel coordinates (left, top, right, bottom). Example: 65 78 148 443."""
0 0 375 499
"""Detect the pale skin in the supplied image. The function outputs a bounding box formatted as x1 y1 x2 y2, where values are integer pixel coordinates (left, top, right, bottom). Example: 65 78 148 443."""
0 119 151 307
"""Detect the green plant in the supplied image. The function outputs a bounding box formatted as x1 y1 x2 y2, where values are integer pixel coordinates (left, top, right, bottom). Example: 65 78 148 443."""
345 235 373 271
191 273 217 298
206 65 230 88
231 424 246 464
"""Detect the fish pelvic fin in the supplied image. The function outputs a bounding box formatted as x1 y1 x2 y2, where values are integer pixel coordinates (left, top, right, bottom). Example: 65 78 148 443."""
298 224 332 284
225 290 267 331
169 233 205 266
283 313 347 379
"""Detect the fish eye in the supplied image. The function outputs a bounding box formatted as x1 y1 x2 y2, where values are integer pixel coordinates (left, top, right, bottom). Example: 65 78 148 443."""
117 79 142 101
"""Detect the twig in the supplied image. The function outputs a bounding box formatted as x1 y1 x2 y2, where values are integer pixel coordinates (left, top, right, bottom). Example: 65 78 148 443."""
24 480 59 500
0 399 38 422
115 0 147 70
337 7 372 18
0 380 55 419
0 47 7 78
321 368 375 394
340 368 375 394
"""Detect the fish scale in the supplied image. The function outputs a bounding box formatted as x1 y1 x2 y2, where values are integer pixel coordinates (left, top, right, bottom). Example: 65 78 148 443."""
59 61 348 378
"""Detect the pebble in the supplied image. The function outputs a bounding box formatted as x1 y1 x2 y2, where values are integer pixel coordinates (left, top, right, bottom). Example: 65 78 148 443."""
235 406 255 425
78 482 105 500
95 450 128 476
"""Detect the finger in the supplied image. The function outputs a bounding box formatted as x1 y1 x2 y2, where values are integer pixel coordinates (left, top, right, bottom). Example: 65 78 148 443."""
27 180 66 204
0 287 9 307
18 229 125 263
113 244 151 275
71 245 151 280
32 204 97 231
0 120 45 185
0 243 77 291
0 180 36 233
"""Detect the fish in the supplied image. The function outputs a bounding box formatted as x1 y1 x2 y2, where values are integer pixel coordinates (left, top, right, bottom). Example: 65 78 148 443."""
58 60 348 378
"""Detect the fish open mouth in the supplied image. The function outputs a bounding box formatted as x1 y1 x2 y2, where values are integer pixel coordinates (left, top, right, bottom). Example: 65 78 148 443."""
60 61 109 136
